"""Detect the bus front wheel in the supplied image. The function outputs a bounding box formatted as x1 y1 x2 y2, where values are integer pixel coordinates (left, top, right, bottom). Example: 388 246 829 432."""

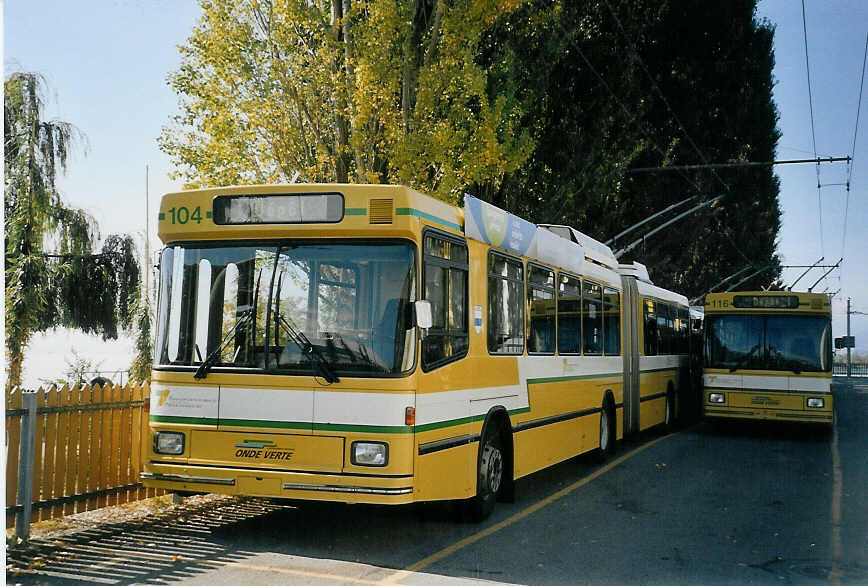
467 428 504 522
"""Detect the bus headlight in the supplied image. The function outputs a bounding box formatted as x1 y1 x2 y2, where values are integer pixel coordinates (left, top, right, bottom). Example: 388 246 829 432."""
352 441 388 466
709 393 725 404
807 398 825 408
154 432 185 455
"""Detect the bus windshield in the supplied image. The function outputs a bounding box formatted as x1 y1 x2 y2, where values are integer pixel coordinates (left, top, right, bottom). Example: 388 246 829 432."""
705 315 832 373
155 241 417 376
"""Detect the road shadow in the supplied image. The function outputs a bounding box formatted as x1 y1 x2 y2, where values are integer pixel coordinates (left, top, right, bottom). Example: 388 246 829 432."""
6 497 294 584
696 418 834 443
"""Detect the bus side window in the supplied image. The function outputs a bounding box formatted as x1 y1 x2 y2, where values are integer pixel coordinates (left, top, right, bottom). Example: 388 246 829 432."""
488 252 524 355
603 287 620 356
677 306 689 354
583 280 603 355
644 299 657 356
557 274 582 355
657 302 673 355
527 264 555 355
422 232 469 370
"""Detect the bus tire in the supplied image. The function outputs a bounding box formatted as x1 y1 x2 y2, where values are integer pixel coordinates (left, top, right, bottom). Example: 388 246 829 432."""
596 397 616 462
664 387 675 432
467 426 504 522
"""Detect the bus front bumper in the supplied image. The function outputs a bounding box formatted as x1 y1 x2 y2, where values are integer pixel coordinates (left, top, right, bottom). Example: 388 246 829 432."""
141 463 415 504
703 389 834 425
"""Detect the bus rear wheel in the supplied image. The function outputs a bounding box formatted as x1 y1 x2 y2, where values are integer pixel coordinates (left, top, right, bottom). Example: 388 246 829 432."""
596 400 616 462
467 428 504 522
664 389 675 432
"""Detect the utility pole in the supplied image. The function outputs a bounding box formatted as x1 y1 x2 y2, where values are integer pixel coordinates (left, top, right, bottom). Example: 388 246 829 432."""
847 297 852 378
145 165 150 303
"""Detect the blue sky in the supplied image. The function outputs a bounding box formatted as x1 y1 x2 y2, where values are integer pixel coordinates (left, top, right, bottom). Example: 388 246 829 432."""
4 1 867 387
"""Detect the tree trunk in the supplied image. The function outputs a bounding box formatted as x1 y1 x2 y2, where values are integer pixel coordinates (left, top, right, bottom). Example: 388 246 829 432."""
402 0 421 132
6 353 23 388
331 0 351 183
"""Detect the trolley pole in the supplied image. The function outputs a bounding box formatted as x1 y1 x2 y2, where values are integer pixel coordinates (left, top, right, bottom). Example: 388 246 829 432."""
145 165 150 303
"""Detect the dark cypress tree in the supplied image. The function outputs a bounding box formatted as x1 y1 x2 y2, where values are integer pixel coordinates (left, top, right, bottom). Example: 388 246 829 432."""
480 0 782 299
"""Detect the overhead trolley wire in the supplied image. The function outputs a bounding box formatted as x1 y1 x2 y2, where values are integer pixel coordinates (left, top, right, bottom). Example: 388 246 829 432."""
842 31 868 259
558 17 762 268
801 0 824 256
596 2 761 268
559 27 688 189
602 0 731 195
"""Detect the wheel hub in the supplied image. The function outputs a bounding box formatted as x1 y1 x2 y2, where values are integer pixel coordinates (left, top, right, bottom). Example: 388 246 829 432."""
600 410 610 450
480 443 503 494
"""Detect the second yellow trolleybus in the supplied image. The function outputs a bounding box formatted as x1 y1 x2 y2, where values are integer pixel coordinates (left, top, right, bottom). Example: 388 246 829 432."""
702 291 834 426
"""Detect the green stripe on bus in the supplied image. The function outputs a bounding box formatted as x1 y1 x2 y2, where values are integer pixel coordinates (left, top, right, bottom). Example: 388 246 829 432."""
219 418 412 434
414 414 484 433
150 415 215 425
414 406 530 433
640 366 682 374
344 208 367 216
526 372 622 385
152 406 539 435
313 422 413 434
396 207 463 232
217 418 311 430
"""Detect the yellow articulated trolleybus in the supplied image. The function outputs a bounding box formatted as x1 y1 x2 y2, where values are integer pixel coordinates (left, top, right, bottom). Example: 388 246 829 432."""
702 291 834 426
142 184 690 520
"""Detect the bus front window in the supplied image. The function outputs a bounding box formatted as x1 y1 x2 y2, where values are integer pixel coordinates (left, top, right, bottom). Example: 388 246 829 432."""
271 242 416 375
765 316 831 373
154 241 417 377
705 315 831 373
155 244 275 369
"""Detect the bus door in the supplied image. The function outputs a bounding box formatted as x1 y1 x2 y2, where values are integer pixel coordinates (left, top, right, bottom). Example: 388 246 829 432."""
620 275 640 436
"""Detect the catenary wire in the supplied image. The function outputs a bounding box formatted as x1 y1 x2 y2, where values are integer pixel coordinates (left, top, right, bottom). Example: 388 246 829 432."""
602 0 731 195
842 31 868 259
801 0 824 256
559 21 758 268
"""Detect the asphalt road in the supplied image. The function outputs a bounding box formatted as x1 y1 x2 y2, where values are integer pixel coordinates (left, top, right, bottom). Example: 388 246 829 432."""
8 379 867 585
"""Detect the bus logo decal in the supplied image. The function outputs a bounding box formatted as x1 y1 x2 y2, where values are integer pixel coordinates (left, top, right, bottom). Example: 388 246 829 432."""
234 439 295 461
751 396 780 405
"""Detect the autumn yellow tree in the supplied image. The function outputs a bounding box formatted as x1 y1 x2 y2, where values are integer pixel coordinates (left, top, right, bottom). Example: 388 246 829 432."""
160 0 533 203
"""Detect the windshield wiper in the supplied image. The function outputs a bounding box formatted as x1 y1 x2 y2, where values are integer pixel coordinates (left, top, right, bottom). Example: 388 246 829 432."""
276 315 339 383
194 307 254 379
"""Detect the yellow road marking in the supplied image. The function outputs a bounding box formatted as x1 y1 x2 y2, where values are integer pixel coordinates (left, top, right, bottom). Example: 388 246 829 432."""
398 433 673 577
829 414 843 585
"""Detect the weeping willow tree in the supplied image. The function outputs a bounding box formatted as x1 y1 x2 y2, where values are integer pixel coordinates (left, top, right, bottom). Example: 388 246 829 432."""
4 72 142 388
128 294 153 384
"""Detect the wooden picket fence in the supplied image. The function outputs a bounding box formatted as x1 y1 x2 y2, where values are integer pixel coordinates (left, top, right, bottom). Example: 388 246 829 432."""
5 382 165 530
